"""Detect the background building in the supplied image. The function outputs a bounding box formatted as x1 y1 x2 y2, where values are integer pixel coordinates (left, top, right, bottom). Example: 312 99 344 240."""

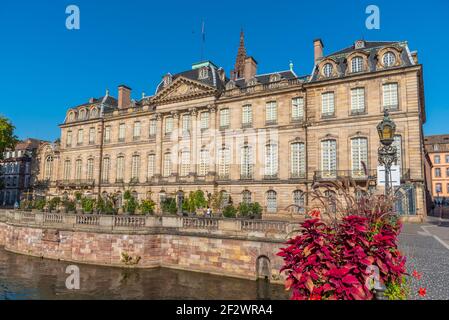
35 34 428 220
424 134 449 204
0 138 44 207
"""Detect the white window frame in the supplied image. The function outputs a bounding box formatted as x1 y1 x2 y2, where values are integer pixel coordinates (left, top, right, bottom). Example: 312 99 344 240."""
265 143 278 177
242 105 253 126
351 57 363 73
351 88 365 113
291 98 304 121
290 142 305 178
382 83 399 110
220 108 230 128
321 140 337 177
321 92 335 117
351 137 368 177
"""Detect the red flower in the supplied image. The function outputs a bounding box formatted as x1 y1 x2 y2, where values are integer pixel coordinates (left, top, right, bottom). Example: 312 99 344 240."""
418 288 427 297
310 294 322 300
309 209 321 218
412 270 422 280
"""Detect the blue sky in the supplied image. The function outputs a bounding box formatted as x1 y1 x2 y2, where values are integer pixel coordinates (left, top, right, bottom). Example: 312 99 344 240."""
0 0 448 141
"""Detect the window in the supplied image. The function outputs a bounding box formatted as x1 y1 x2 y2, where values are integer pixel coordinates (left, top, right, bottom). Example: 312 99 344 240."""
66 131 72 147
435 155 441 164
182 114 191 135
393 135 403 168
266 190 277 213
265 143 278 178
436 183 442 193
102 158 110 183
163 153 171 177
351 57 363 73
435 168 441 177
104 126 111 143
220 108 230 128
63 160 71 180
199 149 209 176
321 139 337 177
446 155 449 163
293 190 305 214
218 147 230 179
116 156 125 182
351 138 368 177
77 129 83 145
75 159 82 180
241 145 253 179
165 117 173 134
200 112 209 130
322 92 335 117
79 109 86 120
291 142 305 178
323 63 333 77
89 127 96 144
131 155 140 181
291 98 304 121
266 102 277 124
198 67 209 80
90 108 98 118
133 121 141 140
383 83 398 110
242 191 252 204
242 105 253 126
180 150 191 176
87 158 94 181
149 119 157 137
351 88 365 113
119 123 126 141
446 168 449 178
68 112 75 121
44 156 53 180
447 183 449 193
383 51 396 67
147 154 155 179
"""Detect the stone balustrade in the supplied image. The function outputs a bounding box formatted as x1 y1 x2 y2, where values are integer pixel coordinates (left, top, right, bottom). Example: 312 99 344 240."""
0 209 297 240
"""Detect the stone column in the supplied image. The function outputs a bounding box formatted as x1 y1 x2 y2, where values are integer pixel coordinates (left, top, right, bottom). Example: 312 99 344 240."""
208 106 217 177
171 111 180 177
155 113 163 178
190 108 198 176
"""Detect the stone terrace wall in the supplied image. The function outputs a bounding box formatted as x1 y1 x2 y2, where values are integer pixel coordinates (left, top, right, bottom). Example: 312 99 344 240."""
0 210 295 282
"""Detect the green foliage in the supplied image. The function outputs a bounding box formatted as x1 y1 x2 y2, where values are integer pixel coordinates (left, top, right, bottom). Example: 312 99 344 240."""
74 192 83 201
210 192 225 212
48 197 61 211
238 202 263 218
140 199 156 215
33 198 46 211
223 205 237 218
161 197 177 215
20 199 33 210
123 190 132 200
0 115 18 160
81 197 96 213
384 277 410 300
123 192 138 214
63 199 76 212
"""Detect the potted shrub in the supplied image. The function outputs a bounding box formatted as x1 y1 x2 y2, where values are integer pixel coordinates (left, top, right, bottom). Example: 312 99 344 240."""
48 197 61 213
81 197 96 214
33 198 46 212
140 199 156 215
161 197 177 215
63 199 76 214
123 190 138 215
223 204 237 218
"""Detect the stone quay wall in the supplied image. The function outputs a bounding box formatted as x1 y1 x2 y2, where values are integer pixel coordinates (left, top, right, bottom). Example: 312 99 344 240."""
0 210 298 282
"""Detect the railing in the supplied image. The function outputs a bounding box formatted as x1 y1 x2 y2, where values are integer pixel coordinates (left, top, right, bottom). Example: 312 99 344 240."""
241 220 288 233
314 169 410 181
182 217 219 230
114 216 145 228
76 215 99 226
56 179 95 187
44 213 63 224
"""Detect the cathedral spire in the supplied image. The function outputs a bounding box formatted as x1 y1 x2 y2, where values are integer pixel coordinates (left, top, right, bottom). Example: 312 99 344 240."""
231 29 247 80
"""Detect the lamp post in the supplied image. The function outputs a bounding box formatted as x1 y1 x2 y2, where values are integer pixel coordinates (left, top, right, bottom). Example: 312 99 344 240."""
377 110 397 197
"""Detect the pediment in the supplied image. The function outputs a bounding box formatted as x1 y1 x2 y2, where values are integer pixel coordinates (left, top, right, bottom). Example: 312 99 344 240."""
152 77 216 103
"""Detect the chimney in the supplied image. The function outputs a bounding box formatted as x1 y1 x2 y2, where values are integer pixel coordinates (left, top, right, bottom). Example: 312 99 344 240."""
118 85 132 109
314 39 324 64
243 56 258 81
411 51 418 64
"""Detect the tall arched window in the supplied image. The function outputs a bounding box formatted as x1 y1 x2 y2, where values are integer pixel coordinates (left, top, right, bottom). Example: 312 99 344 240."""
44 156 53 180
242 190 252 204
87 158 94 181
351 56 363 73
63 160 71 181
163 153 172 177
131 155 140 181
102 158 110 183
116 156 125 182
199 149 209 176
218 147 230 179
180 150 190 176
351 137 368 177
265 143 278 178
75 159 82 180
147 154 155 179
321 139 337 178
291 142 305 178
293 190 305 214
266 190 277 213
241 145 253 179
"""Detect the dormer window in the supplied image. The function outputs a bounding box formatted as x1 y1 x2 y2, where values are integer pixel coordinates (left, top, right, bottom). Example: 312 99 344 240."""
351 57 363 73
78 109 86 120
246 77 258 87
198 67 209 80
323 63 333 77
383 51 396 67
225 80 236 90
270 74 281 82
68 112 75 122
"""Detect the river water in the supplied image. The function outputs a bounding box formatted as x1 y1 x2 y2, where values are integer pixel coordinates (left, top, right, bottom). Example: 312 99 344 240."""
0 247 289 300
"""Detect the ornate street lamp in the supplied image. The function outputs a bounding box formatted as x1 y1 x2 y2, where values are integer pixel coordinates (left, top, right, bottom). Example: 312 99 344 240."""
377 110 397 196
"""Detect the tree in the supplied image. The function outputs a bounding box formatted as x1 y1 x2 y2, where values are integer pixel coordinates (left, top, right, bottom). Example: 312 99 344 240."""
0 115 18 160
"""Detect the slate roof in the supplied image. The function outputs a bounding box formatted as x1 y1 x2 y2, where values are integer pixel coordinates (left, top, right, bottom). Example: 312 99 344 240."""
232 70 300 88
310 40 416 82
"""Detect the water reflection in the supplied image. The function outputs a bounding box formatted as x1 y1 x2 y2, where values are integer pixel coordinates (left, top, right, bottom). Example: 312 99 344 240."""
0 248 289 300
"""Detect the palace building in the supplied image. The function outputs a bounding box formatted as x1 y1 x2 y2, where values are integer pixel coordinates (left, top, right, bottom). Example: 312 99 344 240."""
34 33 428 219
424 134 449 204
